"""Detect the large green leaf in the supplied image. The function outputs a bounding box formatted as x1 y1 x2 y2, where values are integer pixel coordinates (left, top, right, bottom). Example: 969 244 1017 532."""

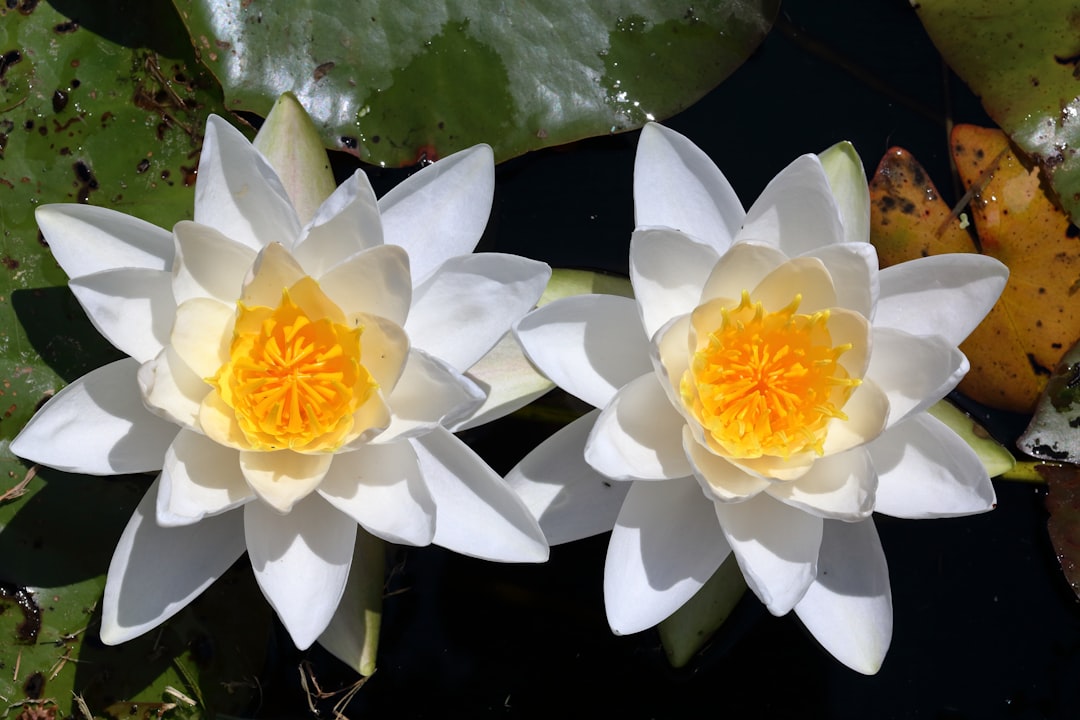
914 0 1080 223
171 0 778 166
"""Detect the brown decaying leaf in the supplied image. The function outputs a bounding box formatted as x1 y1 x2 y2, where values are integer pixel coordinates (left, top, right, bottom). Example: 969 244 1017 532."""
1038 464 1080 600
869 124 1080 412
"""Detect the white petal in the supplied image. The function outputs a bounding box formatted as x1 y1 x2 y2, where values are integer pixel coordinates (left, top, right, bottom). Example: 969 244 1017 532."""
736 154 846 256
412 426 548 562
170 298 234 379
714 492 822 615
377 349 485 443
240 450 334 514
765 447 877 520
138 346 209 429
870 413 996 518
159 429 253 526
36 203 173 277
379 144 494 283
818 141 871 247
683 427 769 503
10 358 177 475
351 312 410 392
406 253 550 372
318 245 412 326
806 242 878 317
866 327 968 428
316 529 383 676
294 170 384 276
172 221 256 305
586 373 693 481
195 115 301 252
821 379 890 456
505 410 630 545
514 294 651 409
605 476 731 634
245 495 356 650
699 241 787 303
875 254 1008 345
751 256 837 314
633 122 745 252
101 478 246 644
794 518 892 674
629 227 719 339
238 241 307 308
451 332 555 432
68 268 175 363
318 440 436 546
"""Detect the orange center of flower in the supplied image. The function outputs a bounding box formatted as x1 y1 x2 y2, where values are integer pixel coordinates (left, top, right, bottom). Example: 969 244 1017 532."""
211 287 376 452
680 291 859 459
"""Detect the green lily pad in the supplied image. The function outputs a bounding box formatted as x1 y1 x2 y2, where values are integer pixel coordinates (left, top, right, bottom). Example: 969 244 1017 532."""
0 469 269 719
914 0 1080 223
171 0 778 166
928 400 1015 478
658 553 746 668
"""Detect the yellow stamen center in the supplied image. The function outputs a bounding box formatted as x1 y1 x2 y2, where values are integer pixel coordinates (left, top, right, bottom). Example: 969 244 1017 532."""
680 291 859 459
211 285 376 452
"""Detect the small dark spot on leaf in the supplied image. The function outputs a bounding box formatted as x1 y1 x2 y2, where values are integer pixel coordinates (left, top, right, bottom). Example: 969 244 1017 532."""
313 61 335 81
136 158 150 173
1029 353 1053 377
37 125 47 136
339 135 358 150
14 0 36 15
0 582 43 643
0 49 21 80
53 19 78 33
23 670 45 699
371 135 380 144
1067 224 1080 239
181 165 197 187
22 119 33 130
438 121 445 130
51 89 68 113
71 77 80 88
2 255 19 270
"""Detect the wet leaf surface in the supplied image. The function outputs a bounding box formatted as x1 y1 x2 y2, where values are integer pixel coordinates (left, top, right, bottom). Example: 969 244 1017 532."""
1019 338 1080 462
171 0 778 166
915 0 1080 224
869 125 1080 412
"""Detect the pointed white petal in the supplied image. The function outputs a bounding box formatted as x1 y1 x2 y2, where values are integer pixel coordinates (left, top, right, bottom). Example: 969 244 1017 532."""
379 144 494 283
715 492 822 615
172 221 256 305
294 170 384 276
605 476 731 634
316 529 383 676
170 298 234 379
870 413 996 518
101 478 246 644
586 373 692 481
350 311 410 392
240 450 334 514
629 228 719 339
10 358 177 475
406 253 550 372
36 203 173 277
765 448 876 520
195 114 301 251
699 241 787 303
451 331 555 432
159 429 253 526
377 349 485 442
68 268 175 363
412 427 548 562
806 242 878 317
821 379 890 456
818 141 871 247
875 254 1008 345
866 327 968 428
736 154 845 256
795 518 892 674
633 122 744 251
318 245 411 326
505 410 630 545
245 495 356 650
751 256 837 314
514 294 651 409
238 241 307 308
318 440 436 546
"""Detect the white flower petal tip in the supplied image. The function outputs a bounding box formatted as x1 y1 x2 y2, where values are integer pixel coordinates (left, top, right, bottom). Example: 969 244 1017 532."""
795 519 892 674
818 141 870 247
35 203 173 277
505 410 630 546
415 427 549 563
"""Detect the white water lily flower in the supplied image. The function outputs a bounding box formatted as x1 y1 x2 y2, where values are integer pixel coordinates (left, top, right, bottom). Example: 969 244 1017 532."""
508 123 1007 674
11 110 550 652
